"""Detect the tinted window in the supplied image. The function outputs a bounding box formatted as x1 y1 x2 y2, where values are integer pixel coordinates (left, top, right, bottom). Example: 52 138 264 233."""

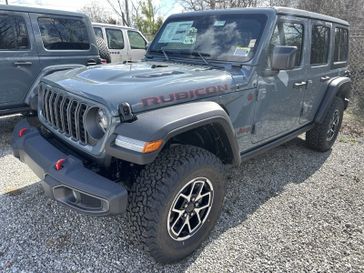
93 27 103 39
311 25 330 65
128 31 146 49
334 27 348 62
0 15 29 50
150 14 267 62
271 22 304 67
106 28 124 49
38 17 90 50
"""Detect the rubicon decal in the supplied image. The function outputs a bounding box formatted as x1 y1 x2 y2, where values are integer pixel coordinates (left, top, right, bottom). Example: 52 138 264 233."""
141 84 229 107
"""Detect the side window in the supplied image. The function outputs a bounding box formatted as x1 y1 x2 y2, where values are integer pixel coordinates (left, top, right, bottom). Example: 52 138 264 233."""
38 16 90 50
93 27 103 39
0 14 29 50
333 27 348 62
311 25 330 65
127 31 147 49
106 28 124 49
270 22 304 67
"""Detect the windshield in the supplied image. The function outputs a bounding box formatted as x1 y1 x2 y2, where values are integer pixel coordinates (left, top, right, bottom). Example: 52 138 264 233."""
149 14 267 63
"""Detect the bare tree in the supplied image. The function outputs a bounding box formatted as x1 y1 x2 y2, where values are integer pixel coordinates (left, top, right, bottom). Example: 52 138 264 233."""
81 1 116 24
179 0 260 11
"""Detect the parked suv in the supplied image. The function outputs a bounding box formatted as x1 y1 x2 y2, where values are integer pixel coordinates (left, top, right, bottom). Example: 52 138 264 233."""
92 23 148 63
12 7 351 263
0 5 100 116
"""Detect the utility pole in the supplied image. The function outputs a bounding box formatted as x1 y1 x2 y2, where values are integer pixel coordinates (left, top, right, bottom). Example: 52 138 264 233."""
5 0 9 5
124 0 130 26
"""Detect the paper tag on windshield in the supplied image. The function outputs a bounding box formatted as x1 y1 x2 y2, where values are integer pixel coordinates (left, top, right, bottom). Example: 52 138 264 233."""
214 20 226 27
248 39 256 48
234 46 250 57
159 21 194 43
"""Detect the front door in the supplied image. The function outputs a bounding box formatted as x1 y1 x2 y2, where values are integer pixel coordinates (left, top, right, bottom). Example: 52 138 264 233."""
126 30 147 62
0 11 40 110
253 18 308 143
105 28 128 63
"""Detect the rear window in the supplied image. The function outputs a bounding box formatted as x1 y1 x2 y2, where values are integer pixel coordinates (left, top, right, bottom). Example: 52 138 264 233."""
333 27 348 62
311 25 330 65
106 28 124 49
0 14 29 50
38 17 90 50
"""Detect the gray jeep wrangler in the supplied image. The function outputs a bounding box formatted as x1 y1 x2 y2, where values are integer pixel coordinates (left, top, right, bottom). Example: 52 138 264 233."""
0 4 100 116
12 7 351 263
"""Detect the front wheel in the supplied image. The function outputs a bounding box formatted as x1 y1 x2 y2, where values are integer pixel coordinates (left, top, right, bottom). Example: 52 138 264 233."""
128 145 225 263
306 97 344 152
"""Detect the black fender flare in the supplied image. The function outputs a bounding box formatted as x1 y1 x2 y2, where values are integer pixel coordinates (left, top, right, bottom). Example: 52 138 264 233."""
105 101 241 166
314 76 351 124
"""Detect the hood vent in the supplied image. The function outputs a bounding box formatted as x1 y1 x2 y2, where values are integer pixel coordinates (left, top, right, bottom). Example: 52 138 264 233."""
134 71 184 78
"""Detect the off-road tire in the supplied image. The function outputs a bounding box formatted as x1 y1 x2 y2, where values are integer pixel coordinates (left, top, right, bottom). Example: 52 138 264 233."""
128 145 225 263
96 37 111 63
306 97 344 152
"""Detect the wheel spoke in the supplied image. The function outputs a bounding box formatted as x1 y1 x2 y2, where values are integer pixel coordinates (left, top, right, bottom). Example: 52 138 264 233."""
196 191 211 202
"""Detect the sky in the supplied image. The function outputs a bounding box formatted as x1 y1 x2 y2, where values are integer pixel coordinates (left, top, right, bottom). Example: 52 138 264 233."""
2 0 184 19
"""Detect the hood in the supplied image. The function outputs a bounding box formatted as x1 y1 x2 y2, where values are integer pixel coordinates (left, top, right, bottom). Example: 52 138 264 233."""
43 61 253 116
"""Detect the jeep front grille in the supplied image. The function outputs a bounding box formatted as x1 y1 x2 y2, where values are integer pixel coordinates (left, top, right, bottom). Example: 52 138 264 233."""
40 85 92 145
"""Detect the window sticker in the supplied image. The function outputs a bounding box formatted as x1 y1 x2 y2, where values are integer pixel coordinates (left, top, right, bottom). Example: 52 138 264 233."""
183 27 197 44
248 39 256 48
214 20 226 27
234 46 251 57
159 21 194 43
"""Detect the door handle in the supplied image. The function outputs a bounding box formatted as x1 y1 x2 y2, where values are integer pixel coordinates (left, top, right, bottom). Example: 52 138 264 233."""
14 61 32 66
320 76 331 82
87 59 97 65
293 81 307 88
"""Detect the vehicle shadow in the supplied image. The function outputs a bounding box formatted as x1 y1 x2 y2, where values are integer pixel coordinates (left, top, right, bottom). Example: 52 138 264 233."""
0 115 331 272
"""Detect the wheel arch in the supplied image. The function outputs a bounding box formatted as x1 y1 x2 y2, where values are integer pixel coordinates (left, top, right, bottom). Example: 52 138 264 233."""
106 101 241 166
314 76 351 124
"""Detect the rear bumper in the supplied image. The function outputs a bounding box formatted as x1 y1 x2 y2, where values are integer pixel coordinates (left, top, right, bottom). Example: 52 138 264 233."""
12 119 128 216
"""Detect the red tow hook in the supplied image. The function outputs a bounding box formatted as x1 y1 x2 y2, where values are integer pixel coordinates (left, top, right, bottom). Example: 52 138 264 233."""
55 159 66 171
18 128 28 137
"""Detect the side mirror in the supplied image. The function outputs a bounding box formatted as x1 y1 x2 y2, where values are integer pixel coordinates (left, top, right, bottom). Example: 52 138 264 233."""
271 46 298 71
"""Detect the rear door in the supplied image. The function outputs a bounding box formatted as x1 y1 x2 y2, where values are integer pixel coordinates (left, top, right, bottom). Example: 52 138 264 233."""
300 20 332 123
127 30 147 61
105 27 128 63
30 13 99 67
0 11 41 110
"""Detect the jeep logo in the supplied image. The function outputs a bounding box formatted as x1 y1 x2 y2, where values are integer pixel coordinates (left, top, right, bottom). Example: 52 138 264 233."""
141 84 229 107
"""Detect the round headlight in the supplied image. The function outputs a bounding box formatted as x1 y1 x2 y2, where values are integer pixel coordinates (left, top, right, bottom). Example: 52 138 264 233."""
97 108 109 132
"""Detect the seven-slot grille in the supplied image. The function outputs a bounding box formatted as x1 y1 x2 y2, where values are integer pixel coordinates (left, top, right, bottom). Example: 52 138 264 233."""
40 85 92 145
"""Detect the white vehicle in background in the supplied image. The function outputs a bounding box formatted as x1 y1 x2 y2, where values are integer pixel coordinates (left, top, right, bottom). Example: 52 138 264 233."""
92 23 148 63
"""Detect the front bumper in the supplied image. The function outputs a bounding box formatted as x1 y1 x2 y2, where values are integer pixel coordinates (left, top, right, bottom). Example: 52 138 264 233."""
12 119 128 216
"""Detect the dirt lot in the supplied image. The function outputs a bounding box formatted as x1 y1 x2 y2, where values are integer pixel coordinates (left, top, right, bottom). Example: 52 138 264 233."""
0 115 363 273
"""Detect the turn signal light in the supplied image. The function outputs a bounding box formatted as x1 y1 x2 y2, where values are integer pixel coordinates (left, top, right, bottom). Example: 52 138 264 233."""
143 140 163 153
18 128 27 137
55 159 66 171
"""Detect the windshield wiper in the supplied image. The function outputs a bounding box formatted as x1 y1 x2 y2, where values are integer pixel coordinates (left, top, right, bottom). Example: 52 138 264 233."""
160 47 169 61
190 51 210 65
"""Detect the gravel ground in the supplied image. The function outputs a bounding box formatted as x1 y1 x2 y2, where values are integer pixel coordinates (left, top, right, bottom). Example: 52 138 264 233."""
0 115 363 273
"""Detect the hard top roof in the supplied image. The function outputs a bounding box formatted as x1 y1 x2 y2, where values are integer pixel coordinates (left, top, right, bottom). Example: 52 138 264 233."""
168 6 349 26
92 22 136 31
0 4 86 18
